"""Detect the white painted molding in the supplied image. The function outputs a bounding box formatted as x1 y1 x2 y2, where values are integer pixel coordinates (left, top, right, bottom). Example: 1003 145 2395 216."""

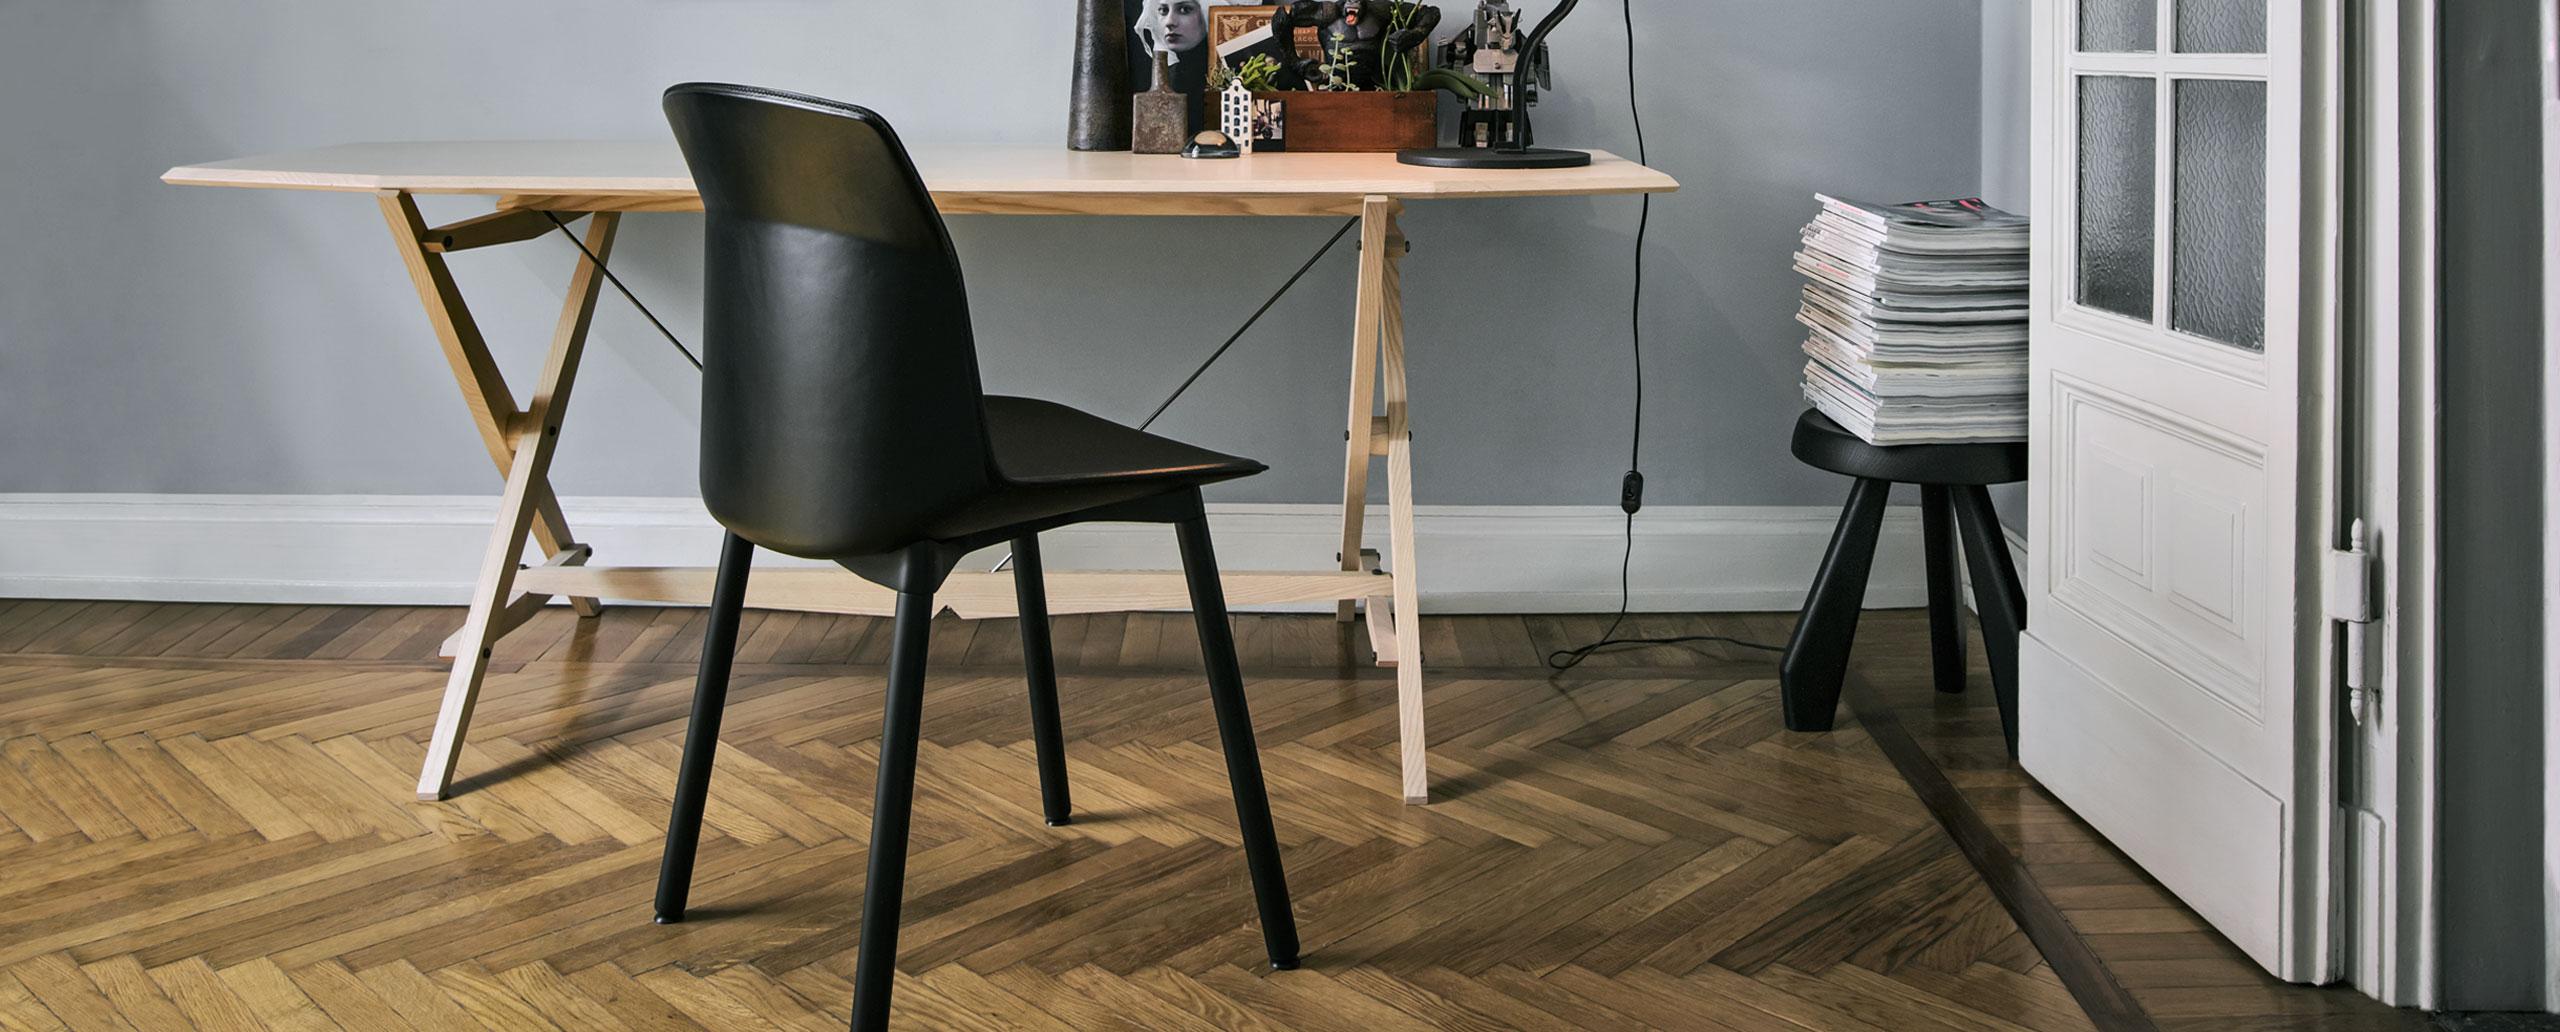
0 494 1940 614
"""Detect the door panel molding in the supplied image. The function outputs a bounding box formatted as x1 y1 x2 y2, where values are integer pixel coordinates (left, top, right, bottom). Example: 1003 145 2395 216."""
2048 379 2272 723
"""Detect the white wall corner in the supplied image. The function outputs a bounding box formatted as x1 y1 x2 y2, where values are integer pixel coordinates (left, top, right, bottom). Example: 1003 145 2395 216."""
0 494 1943 615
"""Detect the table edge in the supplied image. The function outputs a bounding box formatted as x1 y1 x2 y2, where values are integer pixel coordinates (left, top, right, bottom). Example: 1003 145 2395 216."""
161 165 1681 203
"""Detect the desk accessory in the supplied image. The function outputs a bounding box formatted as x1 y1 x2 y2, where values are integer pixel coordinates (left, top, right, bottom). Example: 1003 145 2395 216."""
1431 1 1545 150
1248 97 1289 151
1398 0 1592 168
1128 0 1219 140
1133 50 1189 153
1183 130 1242 158
1071 0 1133 150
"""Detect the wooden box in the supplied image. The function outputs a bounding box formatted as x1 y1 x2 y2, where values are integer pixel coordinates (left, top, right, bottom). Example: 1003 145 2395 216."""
1255 91 1438 153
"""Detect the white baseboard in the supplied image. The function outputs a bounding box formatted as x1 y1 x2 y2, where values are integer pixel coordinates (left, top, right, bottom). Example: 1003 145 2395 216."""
0 494 1944 614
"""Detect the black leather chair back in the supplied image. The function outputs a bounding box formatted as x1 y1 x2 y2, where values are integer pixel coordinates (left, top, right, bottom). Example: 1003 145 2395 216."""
664 83 994 558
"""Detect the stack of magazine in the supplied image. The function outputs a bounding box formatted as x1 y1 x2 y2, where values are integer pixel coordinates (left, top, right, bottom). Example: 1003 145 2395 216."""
1794 195 2030 444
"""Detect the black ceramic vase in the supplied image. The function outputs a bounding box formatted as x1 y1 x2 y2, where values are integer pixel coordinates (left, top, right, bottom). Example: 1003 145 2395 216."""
1070 0 1132 150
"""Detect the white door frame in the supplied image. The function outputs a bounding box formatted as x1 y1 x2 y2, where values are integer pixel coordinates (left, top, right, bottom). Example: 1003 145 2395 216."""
2342 0 2440 1008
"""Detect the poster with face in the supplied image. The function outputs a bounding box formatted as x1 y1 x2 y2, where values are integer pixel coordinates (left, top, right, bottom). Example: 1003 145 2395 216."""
1126 0 1255 131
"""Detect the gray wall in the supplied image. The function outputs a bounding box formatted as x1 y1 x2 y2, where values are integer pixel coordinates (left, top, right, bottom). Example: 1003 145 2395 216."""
1980 0 2031 531
0 0 1984 510
1980 0 2031 214
2437 0 2549 1009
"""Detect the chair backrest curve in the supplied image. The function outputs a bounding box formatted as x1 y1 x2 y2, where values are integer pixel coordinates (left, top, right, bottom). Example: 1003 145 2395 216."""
664 83 995 559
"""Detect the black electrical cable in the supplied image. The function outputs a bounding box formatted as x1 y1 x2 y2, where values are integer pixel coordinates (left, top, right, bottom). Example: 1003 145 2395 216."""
543 212 703 370
1623 0 1647 484
1547 0 1782 671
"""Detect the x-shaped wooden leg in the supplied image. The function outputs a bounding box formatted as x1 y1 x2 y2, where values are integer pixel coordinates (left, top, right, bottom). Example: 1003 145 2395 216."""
376 191 621 799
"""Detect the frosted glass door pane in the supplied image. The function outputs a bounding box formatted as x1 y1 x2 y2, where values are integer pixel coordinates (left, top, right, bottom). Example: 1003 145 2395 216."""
2177 0 2266 52
2171 78 2266 350
2081 0 2158 51
2078 76 2158 322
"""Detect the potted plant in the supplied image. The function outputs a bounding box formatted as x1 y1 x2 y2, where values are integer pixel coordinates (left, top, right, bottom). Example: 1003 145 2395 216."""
1210 2 1490 153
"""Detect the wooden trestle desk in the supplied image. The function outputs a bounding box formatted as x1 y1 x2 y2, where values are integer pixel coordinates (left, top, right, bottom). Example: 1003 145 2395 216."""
164 142 1678 804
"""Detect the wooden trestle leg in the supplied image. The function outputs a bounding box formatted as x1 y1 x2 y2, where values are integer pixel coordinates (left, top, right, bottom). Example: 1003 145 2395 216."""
377 191 622 800
1335 196 1429 804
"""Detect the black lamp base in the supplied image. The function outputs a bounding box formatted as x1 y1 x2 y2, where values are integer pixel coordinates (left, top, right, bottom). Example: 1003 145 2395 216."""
1396 146 1593 170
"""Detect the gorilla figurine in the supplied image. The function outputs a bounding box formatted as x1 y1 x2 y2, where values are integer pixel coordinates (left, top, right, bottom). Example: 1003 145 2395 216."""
1270 1 1443 91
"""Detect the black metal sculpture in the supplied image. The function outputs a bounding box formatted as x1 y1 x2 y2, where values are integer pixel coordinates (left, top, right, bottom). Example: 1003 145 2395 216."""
1270 1 1443 91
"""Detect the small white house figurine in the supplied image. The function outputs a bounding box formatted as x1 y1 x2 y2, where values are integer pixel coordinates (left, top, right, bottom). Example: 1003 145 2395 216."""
1220 79 1255 154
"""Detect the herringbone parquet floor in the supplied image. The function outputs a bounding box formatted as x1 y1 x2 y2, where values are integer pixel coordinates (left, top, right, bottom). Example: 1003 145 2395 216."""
0 598 2099 1030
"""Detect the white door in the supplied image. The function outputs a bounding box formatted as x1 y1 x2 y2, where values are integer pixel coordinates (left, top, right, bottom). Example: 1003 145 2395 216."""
2023 0 2340 980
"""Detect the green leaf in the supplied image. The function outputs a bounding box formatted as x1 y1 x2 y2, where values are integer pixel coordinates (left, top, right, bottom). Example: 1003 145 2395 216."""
1413 68 1494 99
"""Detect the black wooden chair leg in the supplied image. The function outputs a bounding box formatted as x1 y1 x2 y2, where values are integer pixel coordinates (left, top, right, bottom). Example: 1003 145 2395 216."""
656 531 754 924
848 588 935 1031
1921 485 1969 695
1173 511 1302 971
1782 478 1893 732
1011 536 1073 827
1950 486 2026 757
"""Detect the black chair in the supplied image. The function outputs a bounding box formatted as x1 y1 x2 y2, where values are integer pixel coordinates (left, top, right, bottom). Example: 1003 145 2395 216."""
1779 410 2028 755
653 83 1300 1030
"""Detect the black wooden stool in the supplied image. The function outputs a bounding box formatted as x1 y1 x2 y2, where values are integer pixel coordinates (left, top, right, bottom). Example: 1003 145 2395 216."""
1780 411 2029 754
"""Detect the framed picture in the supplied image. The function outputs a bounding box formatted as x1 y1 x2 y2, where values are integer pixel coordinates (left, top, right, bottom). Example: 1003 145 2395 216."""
1207 5 1325 64
1250 98 1288 152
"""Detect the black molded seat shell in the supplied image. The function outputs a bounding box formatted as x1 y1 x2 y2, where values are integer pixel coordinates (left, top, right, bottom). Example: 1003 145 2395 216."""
920 397 1266 545
1789 411 2027 486
986 397 1264 487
